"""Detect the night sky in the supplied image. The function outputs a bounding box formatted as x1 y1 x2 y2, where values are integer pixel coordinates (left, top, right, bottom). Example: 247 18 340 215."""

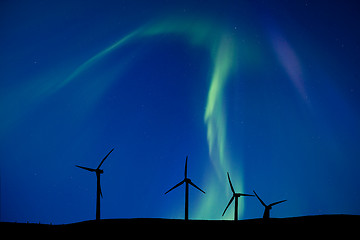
1 0 360 224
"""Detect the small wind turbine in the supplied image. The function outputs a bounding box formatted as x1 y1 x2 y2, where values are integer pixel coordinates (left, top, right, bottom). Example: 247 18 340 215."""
75 148 114 221
164 155 205 221
222 172 254 221
253 190 287 219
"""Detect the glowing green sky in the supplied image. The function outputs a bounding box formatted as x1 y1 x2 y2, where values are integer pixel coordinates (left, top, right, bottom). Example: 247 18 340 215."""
58 15 250 219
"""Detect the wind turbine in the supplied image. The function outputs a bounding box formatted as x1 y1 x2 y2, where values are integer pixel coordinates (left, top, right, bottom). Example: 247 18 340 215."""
164 155 205 221
75 148 114 221
253 190 287 219
222 172 254 221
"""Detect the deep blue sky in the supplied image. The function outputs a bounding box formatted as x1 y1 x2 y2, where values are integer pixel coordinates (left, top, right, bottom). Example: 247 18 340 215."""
1 0 360 224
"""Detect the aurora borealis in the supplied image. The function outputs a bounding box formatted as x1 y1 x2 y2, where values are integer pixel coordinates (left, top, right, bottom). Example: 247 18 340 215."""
1 0 360 223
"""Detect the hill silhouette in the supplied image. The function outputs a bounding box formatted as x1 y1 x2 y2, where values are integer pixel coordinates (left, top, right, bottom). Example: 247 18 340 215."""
1 214 359 235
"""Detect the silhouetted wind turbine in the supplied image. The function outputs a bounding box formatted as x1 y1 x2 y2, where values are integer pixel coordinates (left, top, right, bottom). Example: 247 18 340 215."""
222 172 254 221
75 148 114 221
253 190 287 219
164 156 205 221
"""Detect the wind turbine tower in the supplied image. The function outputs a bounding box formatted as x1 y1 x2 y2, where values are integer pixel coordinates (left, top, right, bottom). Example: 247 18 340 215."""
222 172 254 221
165 156 205 221
253 190 287 219
75 148 114 221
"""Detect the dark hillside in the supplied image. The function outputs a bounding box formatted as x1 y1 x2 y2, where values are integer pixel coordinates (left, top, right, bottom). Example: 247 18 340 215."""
2 215 359 235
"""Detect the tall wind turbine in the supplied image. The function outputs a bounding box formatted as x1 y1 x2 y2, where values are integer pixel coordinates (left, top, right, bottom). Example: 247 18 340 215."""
164 156 205 221
222 172 254 221
75 148 114 221
253 190 287 219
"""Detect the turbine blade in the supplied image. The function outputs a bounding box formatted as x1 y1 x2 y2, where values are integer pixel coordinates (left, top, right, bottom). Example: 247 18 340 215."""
75 165 96 172
269 200 287 207
227 172 235 194
97 148 114 169
240 193 255 197
253 190 267 207
100 185 103 198
189 181 205 194
164 180 185 194
184 156 188 178
222 196 234 216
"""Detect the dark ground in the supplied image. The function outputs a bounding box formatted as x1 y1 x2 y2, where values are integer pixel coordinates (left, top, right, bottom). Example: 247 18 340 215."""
1 215 359 235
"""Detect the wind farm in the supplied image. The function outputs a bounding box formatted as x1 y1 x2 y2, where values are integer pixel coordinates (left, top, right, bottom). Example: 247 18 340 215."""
1 149 359 233
71 151 287 223
2 0 360 234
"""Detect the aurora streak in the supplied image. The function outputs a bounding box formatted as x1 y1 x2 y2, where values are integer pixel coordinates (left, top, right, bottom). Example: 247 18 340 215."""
61 16 247 219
